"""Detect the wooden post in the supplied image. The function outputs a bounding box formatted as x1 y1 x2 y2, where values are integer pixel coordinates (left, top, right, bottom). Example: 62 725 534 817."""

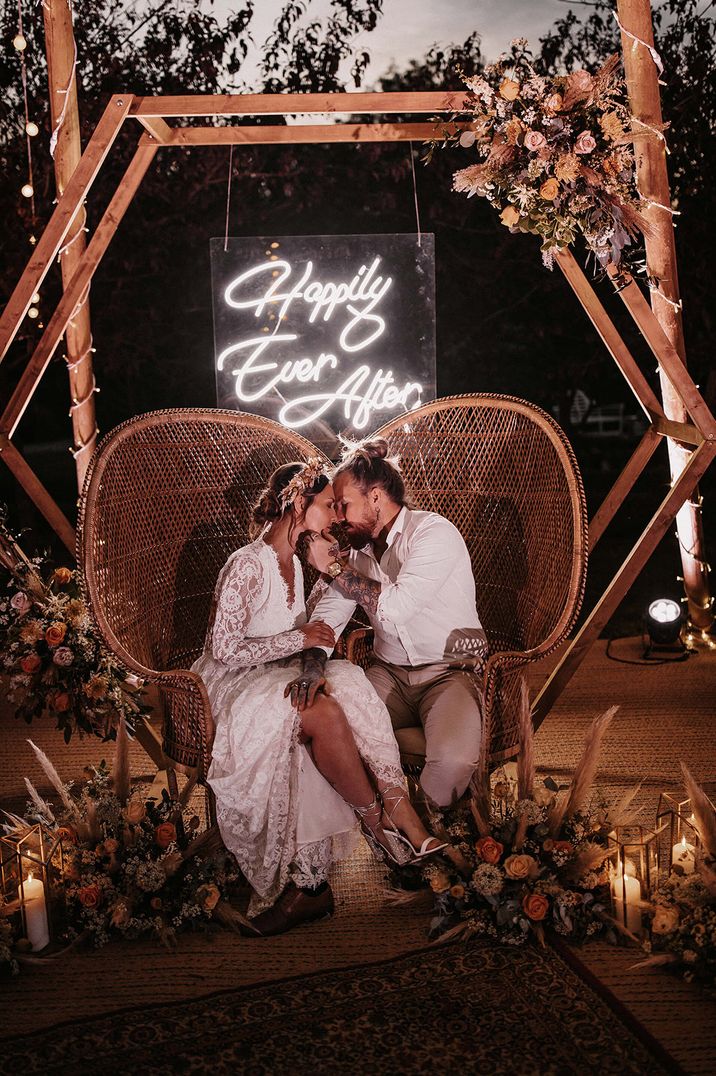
616 0 713 631
42 0 98 492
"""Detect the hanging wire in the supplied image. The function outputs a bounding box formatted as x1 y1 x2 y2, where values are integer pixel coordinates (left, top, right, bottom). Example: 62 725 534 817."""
16 0 36 219
224 144 234 252
408 141 422 248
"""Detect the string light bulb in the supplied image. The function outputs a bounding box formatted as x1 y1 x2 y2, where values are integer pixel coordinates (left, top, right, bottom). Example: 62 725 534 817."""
31 292 40 303
25 121 38 137
13 33 27 51
21 182 33 198
27 307 39 319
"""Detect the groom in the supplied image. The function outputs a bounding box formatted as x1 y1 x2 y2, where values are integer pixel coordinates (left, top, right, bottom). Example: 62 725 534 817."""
291 439 488 809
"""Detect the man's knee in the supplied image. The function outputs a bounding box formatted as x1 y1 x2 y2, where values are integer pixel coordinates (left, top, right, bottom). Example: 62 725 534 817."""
420 754 476 807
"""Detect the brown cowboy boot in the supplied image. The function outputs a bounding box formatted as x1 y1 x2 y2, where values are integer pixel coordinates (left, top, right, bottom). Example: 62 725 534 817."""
244 882 334 937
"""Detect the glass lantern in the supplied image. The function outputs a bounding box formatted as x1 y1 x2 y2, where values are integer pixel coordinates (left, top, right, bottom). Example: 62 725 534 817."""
656 792 711 876
0 824 65 950
608 825 660 937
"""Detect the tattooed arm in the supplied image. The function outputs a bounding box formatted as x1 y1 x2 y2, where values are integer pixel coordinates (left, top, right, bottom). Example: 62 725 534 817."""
331 564 381 616
284 646 329 711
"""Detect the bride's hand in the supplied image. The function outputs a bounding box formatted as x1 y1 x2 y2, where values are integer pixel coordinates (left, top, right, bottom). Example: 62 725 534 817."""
303 532 339 575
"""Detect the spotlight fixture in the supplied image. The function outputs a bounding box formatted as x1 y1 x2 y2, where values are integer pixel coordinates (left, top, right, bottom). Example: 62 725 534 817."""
646 598 683 648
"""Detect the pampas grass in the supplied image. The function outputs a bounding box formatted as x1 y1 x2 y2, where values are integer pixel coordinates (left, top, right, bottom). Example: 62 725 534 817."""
24 777 55 822
112 713 131 806
560 841 613 883
563 705 618 822
27 739 81 821
213 899 259 935
383 887 434 911
680 762 716 859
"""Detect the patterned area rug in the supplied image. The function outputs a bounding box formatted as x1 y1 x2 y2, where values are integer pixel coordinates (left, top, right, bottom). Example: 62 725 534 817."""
0 940 681 1076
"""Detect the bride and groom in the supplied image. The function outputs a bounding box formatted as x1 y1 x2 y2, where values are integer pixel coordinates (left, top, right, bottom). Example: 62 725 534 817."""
191 439 488 936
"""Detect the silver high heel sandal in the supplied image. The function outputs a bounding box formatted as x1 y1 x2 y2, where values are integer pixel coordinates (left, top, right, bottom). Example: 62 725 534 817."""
380 787 449 862
351 794 412 867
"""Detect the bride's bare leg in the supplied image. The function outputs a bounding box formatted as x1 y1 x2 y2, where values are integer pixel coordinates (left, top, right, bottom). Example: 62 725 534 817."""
377 783 445 852
300 695 376 806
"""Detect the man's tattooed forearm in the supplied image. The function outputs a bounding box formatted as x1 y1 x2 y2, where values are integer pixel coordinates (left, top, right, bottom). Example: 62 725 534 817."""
332 566 381 615
302 646 328 674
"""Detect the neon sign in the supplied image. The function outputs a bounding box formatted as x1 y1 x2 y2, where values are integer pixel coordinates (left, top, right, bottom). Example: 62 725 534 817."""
211 235 436 452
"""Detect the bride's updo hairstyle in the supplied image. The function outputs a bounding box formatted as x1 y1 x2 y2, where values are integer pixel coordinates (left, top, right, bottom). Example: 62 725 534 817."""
250 461 331 537
333 438 407 506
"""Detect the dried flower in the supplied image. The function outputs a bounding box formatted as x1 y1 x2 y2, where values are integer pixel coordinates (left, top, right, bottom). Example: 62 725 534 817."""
78 883 102 909
84 675 108 700
429 871 452 893
125 799 146 825
20 620 44 643
53 646 74 667
10 592 32 615
475 836 504 864
554 154 581 184
52 691 71 712
651 904 680 935
20 654 41 674
500 205 520 228
155 822 177 849
52 567 73 586
574 131 597 155
504 854 539 880
110 900 131 928
545 92 563 112
524 130 547 152
45 622 67 647
197 883 221 912
499 78 520 101
522 892 549 921
540 178 560 201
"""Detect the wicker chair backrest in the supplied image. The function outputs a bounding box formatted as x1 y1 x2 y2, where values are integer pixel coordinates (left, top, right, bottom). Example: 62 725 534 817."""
79 409 326 677
374 394 588 660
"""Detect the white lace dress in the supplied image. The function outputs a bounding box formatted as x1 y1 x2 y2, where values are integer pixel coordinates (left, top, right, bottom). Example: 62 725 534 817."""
191 537 405 916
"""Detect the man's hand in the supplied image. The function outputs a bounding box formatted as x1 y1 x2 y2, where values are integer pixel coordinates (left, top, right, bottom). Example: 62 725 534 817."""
298 620 336 650
303 532 340 575
284 646 329 711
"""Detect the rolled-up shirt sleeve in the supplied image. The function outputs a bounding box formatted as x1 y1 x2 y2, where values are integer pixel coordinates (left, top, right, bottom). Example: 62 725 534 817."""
376 517 459 627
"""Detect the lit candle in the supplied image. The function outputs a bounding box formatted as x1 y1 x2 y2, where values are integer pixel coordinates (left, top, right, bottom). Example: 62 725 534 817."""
21 872 49 951
671 835 695 875
612 867 642 933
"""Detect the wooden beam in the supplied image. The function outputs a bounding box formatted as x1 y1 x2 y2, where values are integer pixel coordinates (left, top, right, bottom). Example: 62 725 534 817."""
532 437 716 729
133 115 173 143
649 412 704 447
0 95 133 363
589 427 661 549
165 121 444 146
610 268 716 438
0 438 75 553
1 141 158 439
556 249 664 420
130 91 465 118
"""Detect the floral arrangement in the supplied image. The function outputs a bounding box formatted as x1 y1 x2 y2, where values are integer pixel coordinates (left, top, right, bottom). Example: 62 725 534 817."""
639 765 716 989
0 512 150 742
434 39 652 268
391 697 640 947
279 458 330 510
1 734 248 971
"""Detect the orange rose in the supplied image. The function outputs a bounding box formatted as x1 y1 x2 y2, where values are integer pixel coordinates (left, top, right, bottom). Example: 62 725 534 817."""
125 799 146 825
20 653 41 674
78 883 102 909
475 836 504 864
52 691 71 713
504 854 538 881
540 178 560 201
103 838 120 854
45 621 67 647
522 892 549 921
155 822 177 849
499 78 520 101
500 205 520 228
84 675 108 700
542 839 555 852
429 871 452 894
52 567 73 586
545 92 563 112
552 840 574 855
197 883 221 912
57 825 78 845
450 884 466 900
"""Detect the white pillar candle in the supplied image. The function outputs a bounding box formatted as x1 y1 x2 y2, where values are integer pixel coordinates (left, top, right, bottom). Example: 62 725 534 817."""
672 836 696 875
21 872 49 951
612 871 642 933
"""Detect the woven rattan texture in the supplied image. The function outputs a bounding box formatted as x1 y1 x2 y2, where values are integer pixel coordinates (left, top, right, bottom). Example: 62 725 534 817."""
78 409 329 778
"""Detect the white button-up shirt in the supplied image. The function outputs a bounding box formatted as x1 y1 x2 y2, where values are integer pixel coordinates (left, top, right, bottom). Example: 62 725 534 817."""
312 506 485 666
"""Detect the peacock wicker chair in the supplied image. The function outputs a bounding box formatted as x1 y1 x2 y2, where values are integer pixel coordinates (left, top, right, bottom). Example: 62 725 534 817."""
78 408 329 811
345 394 588 767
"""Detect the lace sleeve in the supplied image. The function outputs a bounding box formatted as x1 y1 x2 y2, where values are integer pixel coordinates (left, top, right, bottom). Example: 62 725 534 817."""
210 551 304 668
305 577 330 619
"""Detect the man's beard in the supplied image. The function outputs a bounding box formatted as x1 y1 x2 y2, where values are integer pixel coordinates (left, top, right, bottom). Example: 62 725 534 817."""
344 507 379 549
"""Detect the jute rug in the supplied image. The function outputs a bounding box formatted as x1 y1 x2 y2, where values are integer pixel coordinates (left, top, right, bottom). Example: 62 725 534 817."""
0 940 682 1076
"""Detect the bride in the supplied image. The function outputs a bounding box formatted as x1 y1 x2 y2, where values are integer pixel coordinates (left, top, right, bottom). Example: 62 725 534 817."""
191 458 446 936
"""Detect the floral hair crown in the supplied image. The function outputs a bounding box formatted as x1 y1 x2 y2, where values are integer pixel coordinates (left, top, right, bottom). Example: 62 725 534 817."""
279 458 330 511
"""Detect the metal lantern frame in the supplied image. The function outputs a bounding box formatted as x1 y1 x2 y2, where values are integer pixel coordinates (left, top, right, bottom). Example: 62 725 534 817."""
0 823 65 946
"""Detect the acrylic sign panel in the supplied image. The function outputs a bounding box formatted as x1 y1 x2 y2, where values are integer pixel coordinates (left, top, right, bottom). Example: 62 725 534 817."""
210 234 436 456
